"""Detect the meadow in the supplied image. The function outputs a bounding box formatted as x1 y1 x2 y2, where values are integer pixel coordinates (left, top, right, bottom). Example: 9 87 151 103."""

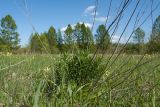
0 0 160 106
0 54 160 107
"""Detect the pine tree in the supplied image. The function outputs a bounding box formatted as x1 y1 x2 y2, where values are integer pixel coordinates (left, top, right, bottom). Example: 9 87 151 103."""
57 29 63 52
64 24 73 52
74 23 82 49
80 23 93 50
47 26 57 54
95 25 110 51
148 15 160 53
30 33 41 53
133 27 145 54
64 24 73 45
0 15 20 52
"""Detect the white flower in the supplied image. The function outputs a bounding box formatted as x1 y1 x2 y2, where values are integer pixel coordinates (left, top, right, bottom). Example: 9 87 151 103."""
12 72 16 77
6 52 12 56
44 67 50 72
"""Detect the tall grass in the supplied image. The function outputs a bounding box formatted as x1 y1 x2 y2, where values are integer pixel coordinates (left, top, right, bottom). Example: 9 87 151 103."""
0 0 160 106
0 54 160 106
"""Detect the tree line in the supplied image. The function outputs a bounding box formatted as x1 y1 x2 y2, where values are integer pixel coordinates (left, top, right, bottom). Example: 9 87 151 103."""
29 23 110 54
0 14 160 54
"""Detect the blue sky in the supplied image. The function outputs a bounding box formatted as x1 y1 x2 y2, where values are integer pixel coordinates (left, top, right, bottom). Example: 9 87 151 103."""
0 0 160 46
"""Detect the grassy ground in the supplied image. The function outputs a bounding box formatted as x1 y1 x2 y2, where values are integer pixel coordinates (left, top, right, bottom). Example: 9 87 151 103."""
0 54 160 107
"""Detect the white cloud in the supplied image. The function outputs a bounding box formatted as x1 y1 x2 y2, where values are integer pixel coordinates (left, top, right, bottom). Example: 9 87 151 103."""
83 5 99 16
95 17 109 23
111 35 120 43
61 26 68 32
83 5 110 24
61 22 92 32
84 5 96 14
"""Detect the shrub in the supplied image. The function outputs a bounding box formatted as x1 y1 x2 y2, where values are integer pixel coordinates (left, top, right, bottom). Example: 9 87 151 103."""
44 52 103 99
66 52 102 85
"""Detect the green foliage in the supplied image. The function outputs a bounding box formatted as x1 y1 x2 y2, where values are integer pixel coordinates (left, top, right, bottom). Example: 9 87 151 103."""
0 44 10 52
30 30 58 54
47 26 57 54
64 24 73 45
80 23 94 50
133 27 145 44
44 52 103 100
149 15 160 53
30 33 41 53
40 32 50 53
0 55 160 106
148 36 160 54
74 23 82 47
151 15 160 40
62 23 94 52
0 15 20 52
133 27 145 54
124 43 139 54
57 29 63 52
95 24 110 51
66 53 102 85
72 23 94 51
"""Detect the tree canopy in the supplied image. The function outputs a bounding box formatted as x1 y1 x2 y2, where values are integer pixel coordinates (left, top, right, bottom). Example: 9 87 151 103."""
0 15 20 52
